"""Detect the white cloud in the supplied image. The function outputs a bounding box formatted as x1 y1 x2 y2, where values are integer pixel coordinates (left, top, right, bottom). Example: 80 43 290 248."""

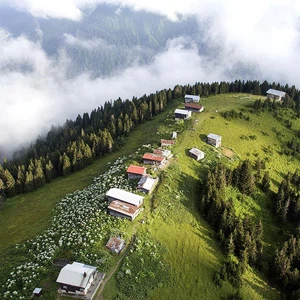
0 32 226 155
0 0 300 155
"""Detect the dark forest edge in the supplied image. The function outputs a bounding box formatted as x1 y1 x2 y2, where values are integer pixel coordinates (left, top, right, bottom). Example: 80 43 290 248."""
0 80 299 201
200 159 300 299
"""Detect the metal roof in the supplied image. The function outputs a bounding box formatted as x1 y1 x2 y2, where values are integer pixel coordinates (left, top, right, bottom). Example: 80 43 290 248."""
137 176 157 191
33 288 42 295
207 133 222 141
153 149 172 158
108 200 140 217
266 89 286 97
175 109 190 115
185 94 200 100
185 103 203 109
106 188 144 206
142 153 165 162
161 139 175 145
56 262 96 288
106 237 125 252
189 148 205 157
126 165 146 175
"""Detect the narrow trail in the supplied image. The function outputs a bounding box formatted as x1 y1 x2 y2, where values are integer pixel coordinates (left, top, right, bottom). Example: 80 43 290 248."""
94 234 136 300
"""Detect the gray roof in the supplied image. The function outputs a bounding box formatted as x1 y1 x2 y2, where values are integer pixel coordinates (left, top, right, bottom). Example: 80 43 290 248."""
137 176 157 191
56 262 96 288
207 133 222 141
266 89 286 97
106 188 144 206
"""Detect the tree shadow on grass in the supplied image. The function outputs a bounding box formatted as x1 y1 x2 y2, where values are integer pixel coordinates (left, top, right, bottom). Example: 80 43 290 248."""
200 134 207 142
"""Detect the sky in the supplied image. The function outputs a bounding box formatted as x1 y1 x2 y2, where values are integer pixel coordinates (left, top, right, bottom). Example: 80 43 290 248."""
0 0 300 156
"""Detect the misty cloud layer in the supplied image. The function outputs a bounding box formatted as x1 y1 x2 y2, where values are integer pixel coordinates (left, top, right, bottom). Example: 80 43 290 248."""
0 0 300 156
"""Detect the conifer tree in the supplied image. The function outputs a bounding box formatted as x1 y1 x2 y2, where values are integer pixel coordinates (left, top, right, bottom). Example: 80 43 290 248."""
24 170 34 192
261 172 270 192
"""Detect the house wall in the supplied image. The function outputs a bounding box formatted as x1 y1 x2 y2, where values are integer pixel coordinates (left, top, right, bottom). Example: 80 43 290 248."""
143 159 164 165
175 113 187 119
185 97 199 103
267 94 281 101
207 138 221 148
185 107 200 112
128 173 144 180
108 209 140 220
190 153 200 161
59 283 85 295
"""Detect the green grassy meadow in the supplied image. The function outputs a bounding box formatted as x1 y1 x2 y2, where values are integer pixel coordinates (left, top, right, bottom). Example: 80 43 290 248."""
2 93 300 299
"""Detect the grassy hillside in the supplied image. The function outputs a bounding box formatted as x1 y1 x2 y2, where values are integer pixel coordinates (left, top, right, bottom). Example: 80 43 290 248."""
0 99 181 251
2 93 299 299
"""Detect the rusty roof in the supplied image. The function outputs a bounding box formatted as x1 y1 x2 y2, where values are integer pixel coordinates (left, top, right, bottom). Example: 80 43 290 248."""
142 153 165 162
160 139 175 145
184 103 203 109
126 165 146 175
108 200 140 217
106 237 125 251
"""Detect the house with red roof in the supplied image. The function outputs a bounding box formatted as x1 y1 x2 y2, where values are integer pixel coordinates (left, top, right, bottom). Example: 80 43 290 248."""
126 165 147 179
184 102 204 112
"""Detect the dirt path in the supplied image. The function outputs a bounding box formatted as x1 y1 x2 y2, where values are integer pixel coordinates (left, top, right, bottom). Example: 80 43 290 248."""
94 234 136 300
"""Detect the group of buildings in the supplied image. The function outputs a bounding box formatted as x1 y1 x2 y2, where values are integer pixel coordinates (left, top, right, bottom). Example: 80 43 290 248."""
54 91 273 299
174 94 204 120
106 138 175 221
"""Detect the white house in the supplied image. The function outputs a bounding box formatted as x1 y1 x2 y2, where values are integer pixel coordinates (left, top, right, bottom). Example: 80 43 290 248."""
56 262 97 296
207 133 222 148
106 188 144 207
266 89 286 101
185 94 200 103
174 109 192 120
137 176 158 194
189 148 205 161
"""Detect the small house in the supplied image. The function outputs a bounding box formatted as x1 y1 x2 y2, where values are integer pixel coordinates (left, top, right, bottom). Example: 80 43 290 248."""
266 89 286 101
161 139 175 147
189 148 205 161
137 176 158 194
184 102 204 112
172 132 177 139
174 109 192 120
153 148 172 159
126 165 147 180
142 153 166 165
108 200 141 220
185 94 200 103
207 133 222 148
106 188 144 207
106 237 125 254
56 262 97 296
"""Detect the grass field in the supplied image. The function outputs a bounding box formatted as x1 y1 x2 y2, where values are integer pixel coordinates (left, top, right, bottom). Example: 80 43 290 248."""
2 93 299 299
